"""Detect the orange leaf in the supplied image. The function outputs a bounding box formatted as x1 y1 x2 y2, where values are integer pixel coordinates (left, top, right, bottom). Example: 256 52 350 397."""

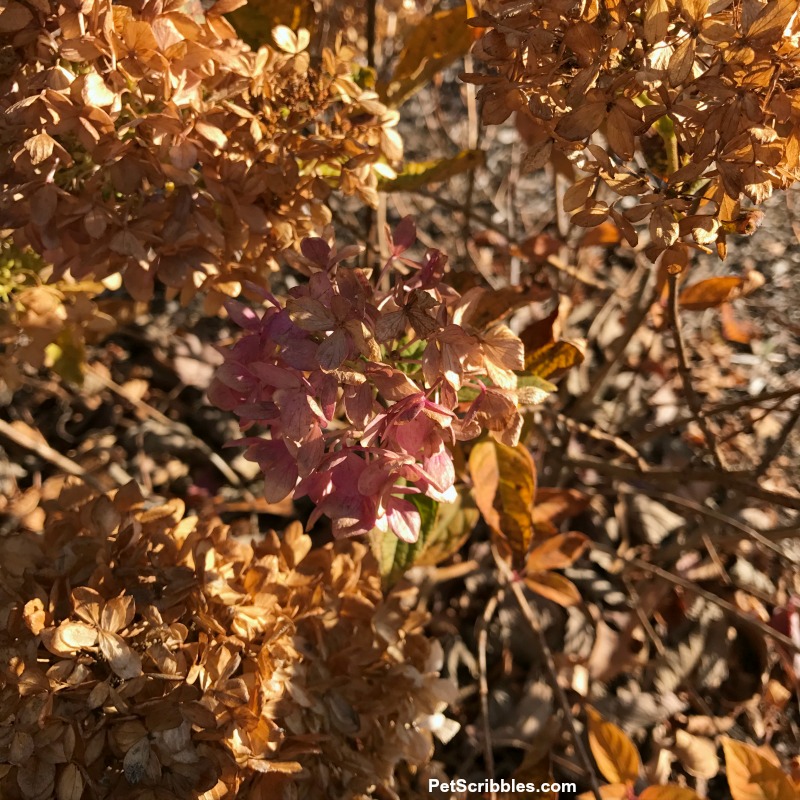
524 571 583 607
580 221 623 247
526 532 589 573
720 302 754 344
722 738 797 800
679 276 744 310
586 706 641 786
532 488 591 537
469 440 536 565
640 787 705 800
378 4 474 107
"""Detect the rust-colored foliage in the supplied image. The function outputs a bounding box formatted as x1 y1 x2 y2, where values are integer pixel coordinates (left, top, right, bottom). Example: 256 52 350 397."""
0 479 454 799
465 0 800 262
0 0 401 304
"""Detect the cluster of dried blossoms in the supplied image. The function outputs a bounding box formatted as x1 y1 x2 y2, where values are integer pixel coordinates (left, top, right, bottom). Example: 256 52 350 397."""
0 479 455 799
209 221 547 543
465 0 800 263
0 0 401 304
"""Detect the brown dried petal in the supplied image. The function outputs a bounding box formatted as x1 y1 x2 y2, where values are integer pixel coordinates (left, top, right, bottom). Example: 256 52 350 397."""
555 101 606 140
649 205 680 248
98 630 143 679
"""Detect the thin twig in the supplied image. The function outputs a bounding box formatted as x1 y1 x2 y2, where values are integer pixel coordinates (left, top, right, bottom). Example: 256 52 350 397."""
86 366 256 501
493 546 604 800
366 0 376 69
632 386 800 446
553 412 647 469
561 455 800 513
507 140 521 285
594 544 800 653
668 273 730 471
602 484 800 561
0 417 111 493
477 588 504 797
462 52 479 249
570 262 655 418
755 401 800 477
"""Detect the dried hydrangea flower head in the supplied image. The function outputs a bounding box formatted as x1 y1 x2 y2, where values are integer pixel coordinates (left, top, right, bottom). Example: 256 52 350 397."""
210 219 540 542
464 0 800 264
0 1 401 303
0 479 457 799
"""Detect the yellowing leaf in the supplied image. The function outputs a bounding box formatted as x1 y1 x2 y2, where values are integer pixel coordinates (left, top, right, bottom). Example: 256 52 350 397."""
378 149 485 192
586 706 641 786
45 328 86 385
516 372 557 405
415 489 480 567
640 787 705 800
525 339 585 379
378 4 475 107
722 737 797 800
469 440 536 565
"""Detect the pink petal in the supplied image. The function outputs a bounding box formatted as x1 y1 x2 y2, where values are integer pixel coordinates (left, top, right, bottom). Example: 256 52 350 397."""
387 499 421 543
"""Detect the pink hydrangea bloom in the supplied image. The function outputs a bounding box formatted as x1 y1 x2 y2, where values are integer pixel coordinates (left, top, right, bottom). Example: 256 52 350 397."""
209 220 534 542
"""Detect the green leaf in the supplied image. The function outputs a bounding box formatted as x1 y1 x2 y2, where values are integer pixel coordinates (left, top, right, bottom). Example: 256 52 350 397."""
370 491 477 588
515 372 557 405
45 329 85 385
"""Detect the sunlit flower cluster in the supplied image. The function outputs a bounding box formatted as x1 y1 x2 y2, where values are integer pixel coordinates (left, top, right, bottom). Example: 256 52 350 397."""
210 220 532 542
